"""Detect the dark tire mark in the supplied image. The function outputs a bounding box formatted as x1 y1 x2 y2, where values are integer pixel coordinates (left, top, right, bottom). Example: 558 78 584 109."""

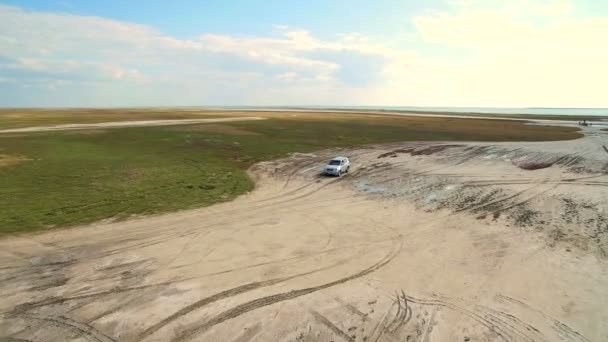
496 295 591 342
454 188 529 213
368 299 395 342
386 291 412 333
486 151 593 216
173 239 402 341
97 230 198 258
86 294 142 323
334 297 368 319
7 281 174 316
16 314 115 342
98 259 152 272
135 251 364 341
256 182 314 203
403 293 590 342
453 150 594 219
310 310 354 342
175 234 393 282
467 180 608 187
280 157 324 189
404 295 512 342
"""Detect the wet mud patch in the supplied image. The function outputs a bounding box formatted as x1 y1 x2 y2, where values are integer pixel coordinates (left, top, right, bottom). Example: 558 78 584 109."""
378 144 464 159
351 142 608 257
514 160 555 170
507 207 538 227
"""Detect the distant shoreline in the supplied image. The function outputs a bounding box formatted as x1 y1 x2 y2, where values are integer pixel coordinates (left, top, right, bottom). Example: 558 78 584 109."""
220 106 608 118
2 105 607 114
1 106 607 122
210 107 608 122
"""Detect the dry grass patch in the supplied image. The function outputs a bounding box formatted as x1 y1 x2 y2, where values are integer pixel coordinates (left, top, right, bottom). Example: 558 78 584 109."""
62 129 109 135
0 154 30 168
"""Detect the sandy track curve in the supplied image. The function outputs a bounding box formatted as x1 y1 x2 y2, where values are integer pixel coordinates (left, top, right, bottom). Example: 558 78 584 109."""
0 117 266 133
1 127 608 341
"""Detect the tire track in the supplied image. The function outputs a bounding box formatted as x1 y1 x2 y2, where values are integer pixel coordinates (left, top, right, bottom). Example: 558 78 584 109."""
172 239 402 341
184 237 393 280
485 151 594 215
68 188 367 267
454 151 590 216
279 156 326 190
10 236 383 317
402 293 590 342
403 295 513 342
5 194 381 318
368 299 397 342
334 297 368 319
310 310 355 342
134 250 367 341
495 295 591 342
385 291 412 333
466 180 608 187
15 314 115 342
85 294 143 324
5 280 176 316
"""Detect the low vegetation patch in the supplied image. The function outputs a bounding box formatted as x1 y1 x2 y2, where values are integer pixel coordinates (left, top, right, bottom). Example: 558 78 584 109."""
378 145 464 158
168 123 260 135
0 111 582 234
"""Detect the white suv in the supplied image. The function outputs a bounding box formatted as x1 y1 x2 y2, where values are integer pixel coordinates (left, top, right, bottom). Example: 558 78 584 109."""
324 156 350 176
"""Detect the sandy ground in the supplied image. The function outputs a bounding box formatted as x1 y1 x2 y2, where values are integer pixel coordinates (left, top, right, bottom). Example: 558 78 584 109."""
2 126 608 342
0 117 266 133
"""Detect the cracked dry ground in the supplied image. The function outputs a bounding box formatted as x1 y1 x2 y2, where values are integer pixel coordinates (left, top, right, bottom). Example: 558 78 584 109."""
2 127 608 341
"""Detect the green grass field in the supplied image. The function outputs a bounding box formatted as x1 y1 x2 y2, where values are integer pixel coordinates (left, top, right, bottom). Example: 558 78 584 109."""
2 108 606 130
0 111 581 234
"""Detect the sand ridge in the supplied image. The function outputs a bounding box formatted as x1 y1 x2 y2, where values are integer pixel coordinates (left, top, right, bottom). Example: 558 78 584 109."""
0 117 266 133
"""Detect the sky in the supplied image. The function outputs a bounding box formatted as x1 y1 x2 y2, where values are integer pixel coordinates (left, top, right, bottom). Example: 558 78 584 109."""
0 0 607 108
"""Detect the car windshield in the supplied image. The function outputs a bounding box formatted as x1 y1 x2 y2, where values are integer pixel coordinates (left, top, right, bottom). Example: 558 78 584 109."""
328 160 341 165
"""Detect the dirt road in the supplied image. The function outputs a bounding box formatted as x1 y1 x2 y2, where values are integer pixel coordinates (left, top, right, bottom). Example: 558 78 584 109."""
2 126 608 341
0 117 266 133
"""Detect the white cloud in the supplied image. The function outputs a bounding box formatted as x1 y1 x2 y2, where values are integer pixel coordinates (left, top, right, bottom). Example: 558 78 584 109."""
538 1 573 16
407 0 608 107
0 2 606 107
0 4 421 106
276 72 298 81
